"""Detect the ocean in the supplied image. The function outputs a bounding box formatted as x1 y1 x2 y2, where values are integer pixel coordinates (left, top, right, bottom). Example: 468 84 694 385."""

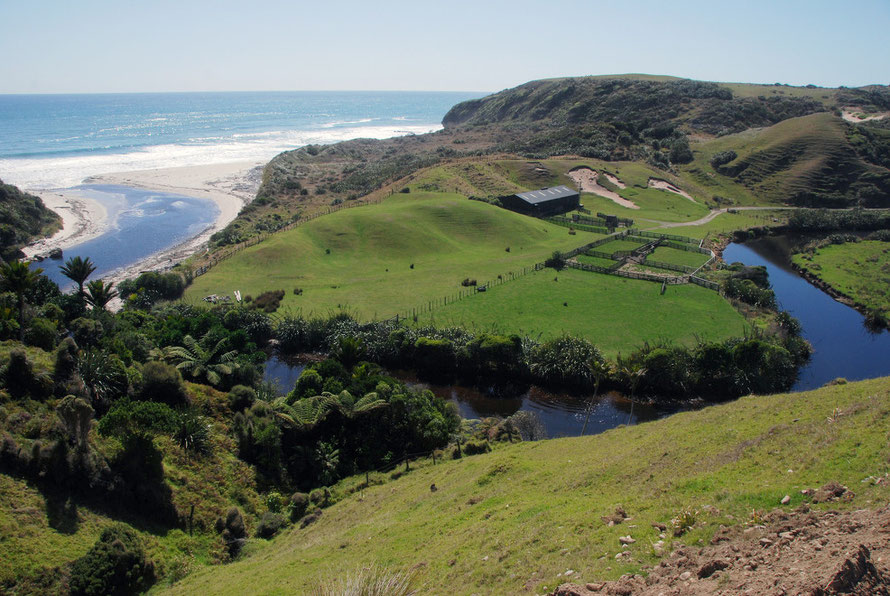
1 91 482 284
0 91 482 190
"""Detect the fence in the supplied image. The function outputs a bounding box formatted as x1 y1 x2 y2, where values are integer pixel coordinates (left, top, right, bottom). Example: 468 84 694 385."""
634 230 701 246
662 240 711 254
547 217 611 235
641 259 696 274
595 212 635 227
690 275 721 291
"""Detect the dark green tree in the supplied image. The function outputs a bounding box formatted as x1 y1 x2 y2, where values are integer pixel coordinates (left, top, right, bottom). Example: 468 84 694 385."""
60 256 96 304
0 260 42 340
84 279 118 311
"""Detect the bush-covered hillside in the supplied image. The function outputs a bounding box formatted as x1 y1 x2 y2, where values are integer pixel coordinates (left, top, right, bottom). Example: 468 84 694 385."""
0 180 61 260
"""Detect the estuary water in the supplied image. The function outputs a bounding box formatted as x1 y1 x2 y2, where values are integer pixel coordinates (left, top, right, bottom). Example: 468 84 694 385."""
723 238 890 390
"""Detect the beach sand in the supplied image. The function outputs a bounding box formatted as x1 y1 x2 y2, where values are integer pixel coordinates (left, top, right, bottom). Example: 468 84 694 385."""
23 160 262 290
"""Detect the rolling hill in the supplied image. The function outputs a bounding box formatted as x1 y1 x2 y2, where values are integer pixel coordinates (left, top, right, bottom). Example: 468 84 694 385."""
164 375 890 595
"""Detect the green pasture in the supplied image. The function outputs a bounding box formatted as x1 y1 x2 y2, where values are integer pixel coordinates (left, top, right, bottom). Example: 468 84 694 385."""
413 267 746 357
593 238 647 254
185 193 604 319
647 246 711 268
792 240 890 315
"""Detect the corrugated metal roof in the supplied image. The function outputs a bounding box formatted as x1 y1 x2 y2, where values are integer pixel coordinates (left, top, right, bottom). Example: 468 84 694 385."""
514 185 578 205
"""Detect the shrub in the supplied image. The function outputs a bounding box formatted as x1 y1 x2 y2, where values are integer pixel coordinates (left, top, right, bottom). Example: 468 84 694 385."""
249 289 286 313
70 317 103 348
290 368 323 401
227 385 257 411
255 512 288 539
413 337 455 378
137 361 189 407
463 439 491 455
69 523 155 596
529 335 603 387
220 507 247 559
1 348 51 400
308 487 331 508
313 564 417 596
24 317 57 351
544 250 566 271
288 492 310 521
508 411 547 441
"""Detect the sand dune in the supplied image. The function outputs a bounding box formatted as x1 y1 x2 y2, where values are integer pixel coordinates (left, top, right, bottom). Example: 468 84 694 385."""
567 168 638 209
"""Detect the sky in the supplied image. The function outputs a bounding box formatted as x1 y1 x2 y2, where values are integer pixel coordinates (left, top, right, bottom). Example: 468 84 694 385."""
1 0 888 94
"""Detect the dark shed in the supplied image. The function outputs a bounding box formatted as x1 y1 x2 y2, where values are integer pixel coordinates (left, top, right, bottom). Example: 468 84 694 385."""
500 185 580 217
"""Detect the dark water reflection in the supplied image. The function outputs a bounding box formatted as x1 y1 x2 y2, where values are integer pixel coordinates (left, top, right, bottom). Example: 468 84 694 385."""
263 355 672 438
723 238 890 390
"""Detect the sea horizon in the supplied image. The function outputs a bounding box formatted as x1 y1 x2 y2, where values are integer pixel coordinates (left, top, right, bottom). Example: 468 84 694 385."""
0 90 484 190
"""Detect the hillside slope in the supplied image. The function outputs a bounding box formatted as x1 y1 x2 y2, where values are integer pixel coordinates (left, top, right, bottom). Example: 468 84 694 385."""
166 376 890 595
209 76 890 249
0 180 61 260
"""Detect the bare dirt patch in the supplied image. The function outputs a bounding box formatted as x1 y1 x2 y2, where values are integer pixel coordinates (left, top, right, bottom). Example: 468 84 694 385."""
568 167 638 210
647 178 696 203
551 502 890 595
602 172 626 189
842 109 889 123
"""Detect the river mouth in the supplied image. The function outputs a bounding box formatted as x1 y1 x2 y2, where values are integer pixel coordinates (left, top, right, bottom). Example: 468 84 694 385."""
724 237 890 390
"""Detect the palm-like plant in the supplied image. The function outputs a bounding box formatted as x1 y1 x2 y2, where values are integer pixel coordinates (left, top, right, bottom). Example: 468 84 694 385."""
85 279 118 311
620 364 647 426
166 334 238 387
0 260 42 340
272 393 339 431
60 256 96 300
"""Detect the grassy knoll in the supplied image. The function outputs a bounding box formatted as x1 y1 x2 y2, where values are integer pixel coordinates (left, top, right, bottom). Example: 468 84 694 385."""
792 240 890 315
647 246 711 268
413 267 746 357
185 193 603 319
165 376 890 595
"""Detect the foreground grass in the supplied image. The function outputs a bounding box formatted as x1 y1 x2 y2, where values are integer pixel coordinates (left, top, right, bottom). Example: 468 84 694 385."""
185 193 602 319
166 376 890 595
792 240 890 316
413 267 746 357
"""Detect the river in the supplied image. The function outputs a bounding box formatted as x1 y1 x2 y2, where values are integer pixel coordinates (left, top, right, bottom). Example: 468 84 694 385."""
723 237 890 391
263 236 890 437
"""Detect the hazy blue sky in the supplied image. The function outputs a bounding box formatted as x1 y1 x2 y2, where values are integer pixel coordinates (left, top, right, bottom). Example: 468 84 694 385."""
2 0 888 93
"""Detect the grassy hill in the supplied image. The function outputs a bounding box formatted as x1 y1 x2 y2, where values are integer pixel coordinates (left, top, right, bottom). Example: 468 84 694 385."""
185 193 604 319
683 112 890 207
165 375 890 595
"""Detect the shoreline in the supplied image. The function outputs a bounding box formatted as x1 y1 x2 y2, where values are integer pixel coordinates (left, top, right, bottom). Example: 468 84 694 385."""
23 160 262 289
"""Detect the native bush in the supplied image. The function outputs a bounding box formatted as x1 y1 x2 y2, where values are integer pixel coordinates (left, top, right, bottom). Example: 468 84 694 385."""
255 511 288 539
288 492 310 521
69 523 155 596
23 317 57 351
228 384 257 412
137 361 189 407
528 335 603 387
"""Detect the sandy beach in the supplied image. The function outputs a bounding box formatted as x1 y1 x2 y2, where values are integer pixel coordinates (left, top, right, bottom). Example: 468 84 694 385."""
23 160 262 287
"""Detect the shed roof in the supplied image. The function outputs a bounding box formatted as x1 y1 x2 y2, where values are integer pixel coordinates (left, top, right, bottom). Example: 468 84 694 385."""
514 185 578 205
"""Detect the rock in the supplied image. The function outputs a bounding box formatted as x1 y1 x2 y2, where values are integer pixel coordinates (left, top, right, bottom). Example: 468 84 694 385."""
781 494 791 505
564 569 574 576
698 559 730 579
759 538 773 547
679 571 692 581
825 545 882 592
619 535 636 545
652 522 667 531
48 248 63 260
586 583 604 592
